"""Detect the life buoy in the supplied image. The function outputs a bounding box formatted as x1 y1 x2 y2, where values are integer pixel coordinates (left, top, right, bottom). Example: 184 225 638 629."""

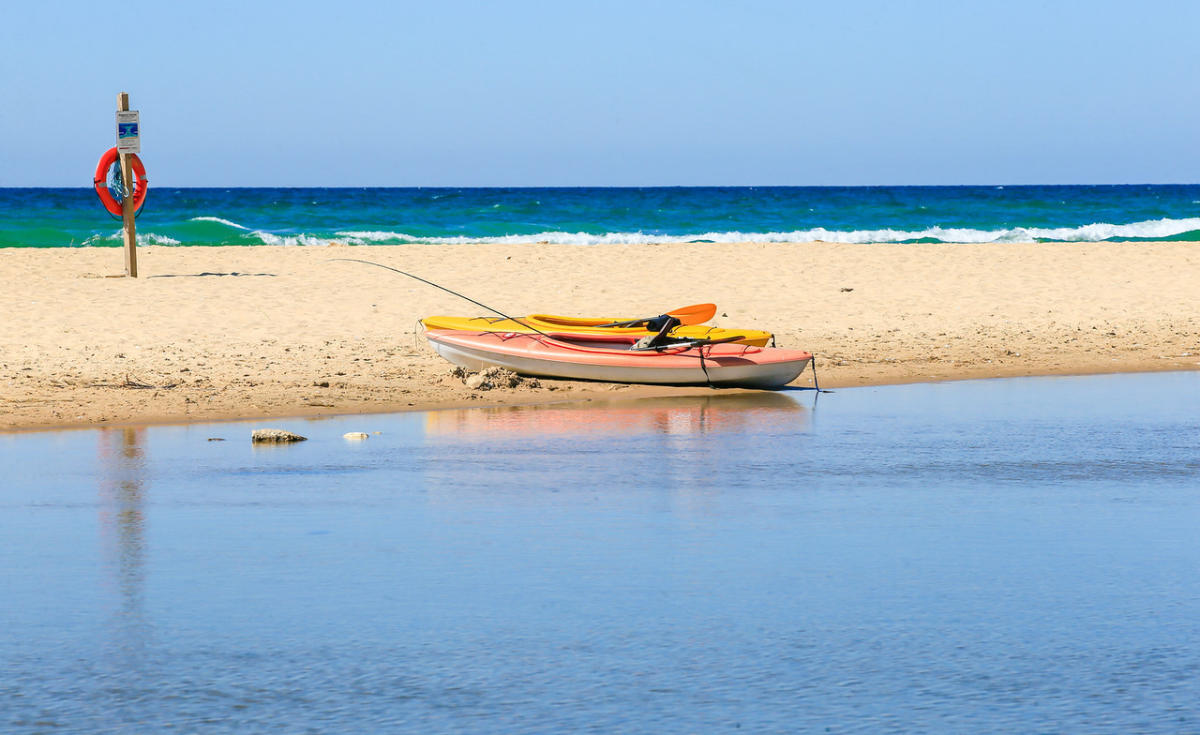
93 147 147 217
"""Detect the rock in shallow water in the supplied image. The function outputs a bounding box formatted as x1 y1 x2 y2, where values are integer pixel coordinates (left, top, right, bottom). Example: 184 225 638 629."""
251 429 307 444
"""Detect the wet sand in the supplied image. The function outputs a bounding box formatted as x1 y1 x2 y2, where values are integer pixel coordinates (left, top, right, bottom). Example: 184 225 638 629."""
2 242 1198 431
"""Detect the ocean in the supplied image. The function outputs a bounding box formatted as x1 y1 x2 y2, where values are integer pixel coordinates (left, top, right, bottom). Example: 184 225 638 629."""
3 185 1200 248
4 373 1200 733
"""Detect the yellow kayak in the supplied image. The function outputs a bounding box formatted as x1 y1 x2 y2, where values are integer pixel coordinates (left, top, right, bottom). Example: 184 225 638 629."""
420 313 773 346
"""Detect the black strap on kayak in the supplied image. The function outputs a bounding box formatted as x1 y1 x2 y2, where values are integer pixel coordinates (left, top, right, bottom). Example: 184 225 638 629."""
630 316 682 350
662 335 745 351
637 334 746 388
631 334 745 353
698 344 714 388
810 356 831 393
596 314 665 328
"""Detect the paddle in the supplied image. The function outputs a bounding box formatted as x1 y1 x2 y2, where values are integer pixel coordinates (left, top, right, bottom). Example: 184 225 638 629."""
597 303 717 328
631 334 747 352
667 302 718 325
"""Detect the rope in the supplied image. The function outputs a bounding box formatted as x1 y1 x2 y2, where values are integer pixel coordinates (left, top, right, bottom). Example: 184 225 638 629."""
103 160 125 222
107 159 126 201
412 318 427 349
331 257 557 339
100 158 147 221
810 355 831 393
698 344 714 388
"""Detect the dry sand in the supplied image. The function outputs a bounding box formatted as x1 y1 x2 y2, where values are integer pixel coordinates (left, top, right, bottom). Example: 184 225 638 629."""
2 242 1198 432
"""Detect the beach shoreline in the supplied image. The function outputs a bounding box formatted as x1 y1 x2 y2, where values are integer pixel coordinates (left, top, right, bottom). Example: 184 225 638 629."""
2 243 1198 433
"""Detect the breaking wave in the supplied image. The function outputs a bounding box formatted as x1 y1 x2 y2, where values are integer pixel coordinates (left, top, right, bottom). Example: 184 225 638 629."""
82 231 181 246
190 216 249 230
327 218 1200 245
61 217 1200 249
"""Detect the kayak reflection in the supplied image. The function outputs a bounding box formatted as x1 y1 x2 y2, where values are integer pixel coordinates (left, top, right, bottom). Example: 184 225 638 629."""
424 390 805 439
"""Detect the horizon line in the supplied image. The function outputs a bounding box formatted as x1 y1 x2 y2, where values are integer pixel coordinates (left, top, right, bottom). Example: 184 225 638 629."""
4 182 1200 190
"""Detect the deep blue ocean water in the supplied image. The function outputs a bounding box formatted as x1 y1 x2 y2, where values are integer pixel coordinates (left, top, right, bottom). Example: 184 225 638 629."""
3 372 1200 733
3 185 1200 248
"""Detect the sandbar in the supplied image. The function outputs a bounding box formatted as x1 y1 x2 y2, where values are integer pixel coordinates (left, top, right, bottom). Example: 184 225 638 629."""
1 242 1198 432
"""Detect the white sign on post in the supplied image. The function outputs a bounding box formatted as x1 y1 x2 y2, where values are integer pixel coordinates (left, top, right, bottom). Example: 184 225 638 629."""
116 110 140 154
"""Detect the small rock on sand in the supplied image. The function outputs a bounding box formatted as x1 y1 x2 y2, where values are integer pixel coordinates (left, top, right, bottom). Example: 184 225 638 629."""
464 374 490 390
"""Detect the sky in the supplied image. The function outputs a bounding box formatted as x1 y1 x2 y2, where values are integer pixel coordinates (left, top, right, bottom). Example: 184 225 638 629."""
2 0 1198 187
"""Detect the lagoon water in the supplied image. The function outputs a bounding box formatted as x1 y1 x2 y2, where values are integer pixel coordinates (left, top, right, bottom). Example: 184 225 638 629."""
3 372 1200 733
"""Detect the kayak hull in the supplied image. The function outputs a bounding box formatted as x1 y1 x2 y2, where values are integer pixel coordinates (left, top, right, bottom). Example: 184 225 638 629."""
424 330 812 389
421 314 773 347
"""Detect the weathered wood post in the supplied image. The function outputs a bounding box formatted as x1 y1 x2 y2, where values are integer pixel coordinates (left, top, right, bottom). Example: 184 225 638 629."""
117 92 138 278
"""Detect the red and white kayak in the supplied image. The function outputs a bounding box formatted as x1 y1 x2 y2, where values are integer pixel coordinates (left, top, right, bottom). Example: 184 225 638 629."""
424 329 813 388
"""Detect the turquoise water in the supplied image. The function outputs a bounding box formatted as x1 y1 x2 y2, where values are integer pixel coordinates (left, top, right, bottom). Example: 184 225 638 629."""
3 373 1200 733
3 185 1200 248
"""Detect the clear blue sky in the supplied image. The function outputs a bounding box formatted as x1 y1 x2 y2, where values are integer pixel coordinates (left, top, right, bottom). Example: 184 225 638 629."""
3 0 1197 186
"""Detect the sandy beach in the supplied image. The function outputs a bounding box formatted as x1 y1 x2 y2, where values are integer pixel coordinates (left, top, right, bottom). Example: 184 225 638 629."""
1 242 1198 432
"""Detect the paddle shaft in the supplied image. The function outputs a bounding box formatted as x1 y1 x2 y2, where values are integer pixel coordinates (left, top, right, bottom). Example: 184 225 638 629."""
597 303 716 328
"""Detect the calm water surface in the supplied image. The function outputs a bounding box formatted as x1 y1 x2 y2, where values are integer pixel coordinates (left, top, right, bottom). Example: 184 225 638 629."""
3 373 1200 734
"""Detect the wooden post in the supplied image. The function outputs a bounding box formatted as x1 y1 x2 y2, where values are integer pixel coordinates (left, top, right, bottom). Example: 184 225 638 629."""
117 92 138 278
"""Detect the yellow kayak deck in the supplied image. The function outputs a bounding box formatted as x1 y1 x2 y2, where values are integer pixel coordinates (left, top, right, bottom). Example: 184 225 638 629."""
421 314 773 346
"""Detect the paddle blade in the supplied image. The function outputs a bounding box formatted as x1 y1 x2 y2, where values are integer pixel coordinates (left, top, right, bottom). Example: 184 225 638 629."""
666 303 717 326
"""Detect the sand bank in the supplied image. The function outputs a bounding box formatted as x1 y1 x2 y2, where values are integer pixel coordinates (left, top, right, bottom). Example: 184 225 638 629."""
2 242 1198 432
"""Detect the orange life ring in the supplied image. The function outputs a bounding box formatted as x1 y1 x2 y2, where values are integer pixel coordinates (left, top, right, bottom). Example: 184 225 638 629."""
93 147 148 217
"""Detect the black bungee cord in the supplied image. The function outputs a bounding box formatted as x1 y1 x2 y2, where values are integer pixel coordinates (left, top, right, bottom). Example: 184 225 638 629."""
330 257 557 339
809 356 830 393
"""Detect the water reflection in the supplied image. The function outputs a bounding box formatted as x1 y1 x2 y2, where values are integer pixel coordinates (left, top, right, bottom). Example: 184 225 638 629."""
97 427 149 652
5 373 1200 732
423 390 806 439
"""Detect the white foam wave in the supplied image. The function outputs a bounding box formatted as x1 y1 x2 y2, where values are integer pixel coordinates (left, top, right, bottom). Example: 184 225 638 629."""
140 233 182 245
78 217 1200 249
330 217 1200 245
191 216 249 230
250 230 340 247
1018 217 1200 241
337 230 410 242
83 231 180 246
